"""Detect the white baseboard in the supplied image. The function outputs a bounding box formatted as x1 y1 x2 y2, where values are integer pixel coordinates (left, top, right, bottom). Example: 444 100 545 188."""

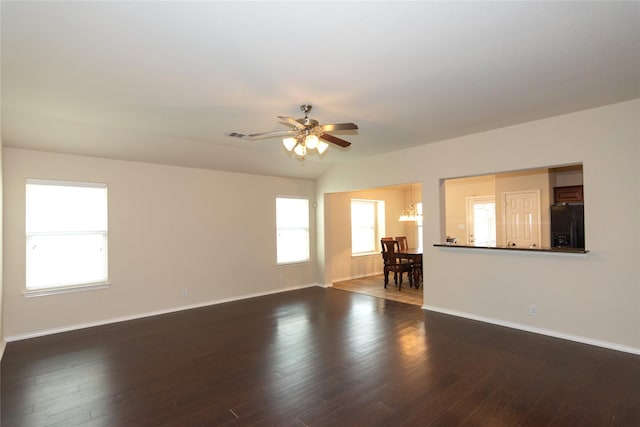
12 287 635 357
422 304 640 356
6 283 321 342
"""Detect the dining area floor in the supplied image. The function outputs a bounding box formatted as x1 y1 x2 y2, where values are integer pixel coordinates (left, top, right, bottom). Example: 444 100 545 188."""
332 274 423 306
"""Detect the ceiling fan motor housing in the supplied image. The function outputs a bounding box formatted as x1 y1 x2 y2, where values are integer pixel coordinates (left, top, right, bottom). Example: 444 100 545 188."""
298 117 319 128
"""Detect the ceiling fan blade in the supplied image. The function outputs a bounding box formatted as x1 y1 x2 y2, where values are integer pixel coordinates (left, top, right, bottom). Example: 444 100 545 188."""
319 122 359 132
226 130 297 140
277 116 306 129
225 131 251 138
248 130 297 139
320 133 351 148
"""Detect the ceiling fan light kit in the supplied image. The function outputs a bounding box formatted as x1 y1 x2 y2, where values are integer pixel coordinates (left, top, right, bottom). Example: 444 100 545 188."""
226 104 358 159
283 133 326 159
293 143 306 157
304 134 319 150
282 137 297 151
317 140 329 154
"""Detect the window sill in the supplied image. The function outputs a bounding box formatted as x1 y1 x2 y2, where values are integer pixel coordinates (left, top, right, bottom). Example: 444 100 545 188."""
352 252 380 258
23 282 111 298
277 260 311 266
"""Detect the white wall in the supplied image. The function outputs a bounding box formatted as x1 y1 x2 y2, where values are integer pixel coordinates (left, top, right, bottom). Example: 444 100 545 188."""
318 99 640 353
4 149 317 338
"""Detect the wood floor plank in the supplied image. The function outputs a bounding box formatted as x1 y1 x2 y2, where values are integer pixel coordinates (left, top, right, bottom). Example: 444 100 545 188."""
3 286 640 426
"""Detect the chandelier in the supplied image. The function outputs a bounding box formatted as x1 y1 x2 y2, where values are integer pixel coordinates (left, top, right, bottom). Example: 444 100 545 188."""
398 202 422 222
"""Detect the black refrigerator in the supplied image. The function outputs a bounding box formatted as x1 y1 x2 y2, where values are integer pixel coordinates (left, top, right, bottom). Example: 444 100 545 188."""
550 204 585 249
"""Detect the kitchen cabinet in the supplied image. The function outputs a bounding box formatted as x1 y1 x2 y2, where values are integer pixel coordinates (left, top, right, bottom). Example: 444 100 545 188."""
554 185 583 203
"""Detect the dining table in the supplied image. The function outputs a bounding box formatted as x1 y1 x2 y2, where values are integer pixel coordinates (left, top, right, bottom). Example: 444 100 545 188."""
396 247 423 287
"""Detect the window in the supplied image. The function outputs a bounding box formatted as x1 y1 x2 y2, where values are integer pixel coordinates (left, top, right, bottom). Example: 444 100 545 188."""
26 180 108 292
276 197 310 264
351 199 385 254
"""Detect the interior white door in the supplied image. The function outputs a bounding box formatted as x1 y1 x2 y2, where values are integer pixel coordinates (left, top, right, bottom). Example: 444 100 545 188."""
503 190 541 248
466 196 496 246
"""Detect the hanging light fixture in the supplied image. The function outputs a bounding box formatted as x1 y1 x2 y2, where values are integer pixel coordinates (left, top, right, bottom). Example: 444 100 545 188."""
293 143 307 157
305 134 319 150
317 140 329 154
399 202 421 222
282 137 297 151
399 185 422 222
282 132 325 159
227 105 357 160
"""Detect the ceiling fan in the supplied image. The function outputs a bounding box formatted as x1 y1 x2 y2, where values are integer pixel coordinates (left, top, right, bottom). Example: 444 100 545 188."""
225 105 358 159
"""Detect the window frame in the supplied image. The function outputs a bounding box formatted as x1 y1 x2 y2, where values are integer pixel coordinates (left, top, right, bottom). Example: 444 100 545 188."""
416 202 424 250
275 196 311 265
351 199 386 256
24 179 110 297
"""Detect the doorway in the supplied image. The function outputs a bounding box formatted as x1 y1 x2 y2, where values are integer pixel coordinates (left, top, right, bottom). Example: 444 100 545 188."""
503 190 541 248
465 196 496 246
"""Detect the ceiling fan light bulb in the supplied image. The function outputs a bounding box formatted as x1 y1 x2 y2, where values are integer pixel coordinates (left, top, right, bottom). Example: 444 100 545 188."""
294 144 307 157
317 140 329 154
282 137 297 151
305 134 319 149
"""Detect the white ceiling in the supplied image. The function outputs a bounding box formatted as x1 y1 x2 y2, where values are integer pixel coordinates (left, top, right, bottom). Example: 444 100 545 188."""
2 1 639 179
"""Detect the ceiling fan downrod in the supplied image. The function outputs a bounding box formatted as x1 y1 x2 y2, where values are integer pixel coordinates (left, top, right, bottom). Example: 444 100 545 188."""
298 105 318 128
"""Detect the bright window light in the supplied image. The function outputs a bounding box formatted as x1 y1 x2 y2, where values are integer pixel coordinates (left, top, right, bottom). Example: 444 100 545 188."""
26 180 108 290
351 199 385 254
276 197 310 264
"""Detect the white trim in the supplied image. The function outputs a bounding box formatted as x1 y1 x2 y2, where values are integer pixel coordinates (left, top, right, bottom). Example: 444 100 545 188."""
23 282 110 298
6 283 321 342
351 251 379 257
26 178 107 188
276 259 312 267
14 284 636 356
422 304 640 356
0 340 6 361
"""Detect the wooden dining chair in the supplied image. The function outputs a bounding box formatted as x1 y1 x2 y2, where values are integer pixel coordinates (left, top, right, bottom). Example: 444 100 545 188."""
395 236 408 251
380 237 396 281
393 236 414 267
380 239 413 290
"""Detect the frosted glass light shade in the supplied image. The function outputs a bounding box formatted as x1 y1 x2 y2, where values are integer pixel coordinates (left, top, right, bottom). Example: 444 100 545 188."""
305 134 319 149
293 144 307 157
317 140 329 154
282 137 297 151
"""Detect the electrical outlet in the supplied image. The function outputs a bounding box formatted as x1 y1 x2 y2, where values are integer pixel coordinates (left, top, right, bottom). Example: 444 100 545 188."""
181 289 188 297
529 304 538 316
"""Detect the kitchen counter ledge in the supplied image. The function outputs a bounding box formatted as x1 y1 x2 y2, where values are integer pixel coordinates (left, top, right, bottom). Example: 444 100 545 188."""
433 243 589 254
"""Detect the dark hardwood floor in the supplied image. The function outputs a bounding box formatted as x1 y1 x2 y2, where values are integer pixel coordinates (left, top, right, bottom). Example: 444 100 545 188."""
3 287 640 426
